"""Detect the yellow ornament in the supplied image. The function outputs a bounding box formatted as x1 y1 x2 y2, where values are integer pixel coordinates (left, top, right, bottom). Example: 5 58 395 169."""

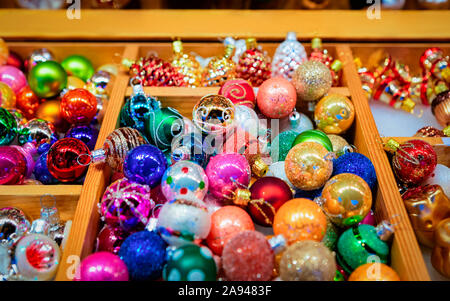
349 263 400 281
0 38 8 65
66 76 86 90
36 99 62 126
315 93 355 134
201 44 236 87
0 82 16 109
97 64 118 76
171 40 202 87
431 218 450 278
327 134 351 156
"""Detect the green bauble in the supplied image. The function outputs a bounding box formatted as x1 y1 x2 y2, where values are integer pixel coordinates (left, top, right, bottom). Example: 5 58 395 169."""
270 130 298 162
336 224 390 274
322 219 340 251
28 61 67 98
292 129 333 151
163 244 217 281
61 55 94 82
144 107 184 153
0 108 17 145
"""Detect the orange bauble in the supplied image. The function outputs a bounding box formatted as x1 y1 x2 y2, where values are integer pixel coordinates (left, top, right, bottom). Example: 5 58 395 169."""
60 88 97 124
348 263 400 281
16 86 42 119
273 198 327 244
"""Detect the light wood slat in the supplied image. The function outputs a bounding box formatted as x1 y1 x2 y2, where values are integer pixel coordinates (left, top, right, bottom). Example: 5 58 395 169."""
55 45 139 281
337 45 430 281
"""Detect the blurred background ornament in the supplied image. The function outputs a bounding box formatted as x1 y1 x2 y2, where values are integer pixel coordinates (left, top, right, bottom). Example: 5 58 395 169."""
417 0 449 9
0 82 16 109
236 38 271 87
293 60 332 102
300 0 330 9
89 0 132 9
171 40 202 87
24 48 55 73
381 0 406 9
15 0 65 9
271 32 307 80
201 44 236 87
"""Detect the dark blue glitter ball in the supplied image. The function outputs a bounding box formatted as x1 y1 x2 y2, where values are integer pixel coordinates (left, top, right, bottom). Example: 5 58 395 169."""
332 152 377 189
118 230 167 281
294 187 323 200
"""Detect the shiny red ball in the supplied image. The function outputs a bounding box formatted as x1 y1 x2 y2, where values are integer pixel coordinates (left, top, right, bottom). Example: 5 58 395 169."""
47 137 90 182
249 176 293 227
7 51 24 70
218 79 256 108
393 139 437 185
95 225 129 255
60 88 97 124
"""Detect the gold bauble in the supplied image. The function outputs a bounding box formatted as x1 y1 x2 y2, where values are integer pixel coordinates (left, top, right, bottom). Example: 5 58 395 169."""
349 263 400 281
66 76 86 90
36 99 62 126
315 94 355 134
0 82 16 109
292 60 332 102
201 44 236 87
432 90 450 127
431 218 450 278
327 134 350 155
192 94 235 135
97 64 118 76
171 41 202 87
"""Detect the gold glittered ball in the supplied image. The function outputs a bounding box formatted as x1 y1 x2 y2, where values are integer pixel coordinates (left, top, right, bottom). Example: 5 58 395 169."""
293 60 332 102
327 134 350 154
315 93 355 134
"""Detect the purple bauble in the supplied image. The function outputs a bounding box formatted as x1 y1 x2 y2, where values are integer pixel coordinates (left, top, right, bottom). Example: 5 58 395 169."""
358 209 376 226
100 178 154 232
76 252 129 281
0 146 28 185
33 151 59 184
123 144 167 188
95 225 129 255
0 65 27 94
65 124 99 150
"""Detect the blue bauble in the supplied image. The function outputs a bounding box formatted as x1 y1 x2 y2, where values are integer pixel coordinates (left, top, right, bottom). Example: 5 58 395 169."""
65 124 99 150
120 93 159 133
294 187 323 200
33 151 59 184
118 230 167 281
123 144 167 188
332 152 377 189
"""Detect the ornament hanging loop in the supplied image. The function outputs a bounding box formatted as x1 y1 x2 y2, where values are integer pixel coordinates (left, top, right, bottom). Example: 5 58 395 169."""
77 153 93 167
40 193 57 209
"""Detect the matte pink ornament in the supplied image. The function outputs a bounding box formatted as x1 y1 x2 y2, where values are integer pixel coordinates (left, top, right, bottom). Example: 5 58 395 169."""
256 77 297 119
75 252 129 281
0 65 27 94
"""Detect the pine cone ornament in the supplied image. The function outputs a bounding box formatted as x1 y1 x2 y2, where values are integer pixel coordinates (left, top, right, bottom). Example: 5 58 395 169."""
271 32 307 81
201 44 237 87
171 40 202 87
236 38 271 87
129 55 186 87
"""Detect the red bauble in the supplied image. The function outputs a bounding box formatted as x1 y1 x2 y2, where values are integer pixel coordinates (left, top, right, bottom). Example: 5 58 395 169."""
16 86 41 119
7 51 24 70
218 79 256 108
236 47 271 87
392 139 437 185
60 88 97 124
256 77 297 119
95 225 129 255
129 55 186 87
206 206 255 256
47 137 90 182
248 176 293 227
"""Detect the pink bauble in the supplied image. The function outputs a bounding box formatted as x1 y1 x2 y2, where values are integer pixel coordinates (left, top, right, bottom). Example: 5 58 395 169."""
256 77 297 119
205 153 251 203
11 142 36 178
95 225 129 255
219 79 256 108
0 146 28 185
358 209 376 226
76 252 129 281
0 65 27 94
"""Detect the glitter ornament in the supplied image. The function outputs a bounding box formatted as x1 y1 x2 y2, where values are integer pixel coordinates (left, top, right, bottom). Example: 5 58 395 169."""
236 38 271 87
95 225 129 255
171 40 202 87
0 38 8 65
431 218 450 278
279 240 336 281
0 107 17 145
61 55 95 82
385 139 437 185
314 94 355 135
322 219 340 250
293 60 332 102
332 152 377 190
65 124 99 150
309 38 333 67
76 252 129 281
15 86 41 119
201 44 236 87
24 48 55 72
0 82 16 109
0 146 28 185
33 151 59 184
327 134 351 157
129 55 186 87
60 88 97 125
285 141 333 190
431 90 450 127
256 77 297 119
118 230 167 281
161 160 208 202
320 173 372 227
123 144 167 188
267 161 295 189
270 130 298 163
163 244 217 281
414 126 444 138
348 263 400 281
157 196 211 247
100 178 154 232
192 94 235 136
218 79 255 108
28 61 67 98
0 65 27 94
271 32 307 80
0 207 30 244
222 230 274 281
292 129 333 152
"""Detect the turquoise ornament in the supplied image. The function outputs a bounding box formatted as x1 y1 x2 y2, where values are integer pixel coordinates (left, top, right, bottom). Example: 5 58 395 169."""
0 108 17 145
292 129 333 152
61 55 94 82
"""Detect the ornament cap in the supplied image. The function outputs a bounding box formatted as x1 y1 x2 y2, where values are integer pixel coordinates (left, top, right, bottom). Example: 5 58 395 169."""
384 138 400 153
311 37 322 50
401 97 416 113
286 31 297 41
223 44 235 59
30 218 50 235
172 40 183 54
246 38 257 50
233 188 251 206
130 77 145 96
331 60 343 72
251 155 269 178
90 148 106 164
354 57 363 69
122 58 133 69
443 125 450 137
375 220 395 241
268 234 287 254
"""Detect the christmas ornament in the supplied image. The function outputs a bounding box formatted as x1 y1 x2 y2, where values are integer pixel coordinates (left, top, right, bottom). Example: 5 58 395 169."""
424 164 450 197
0 107 17 145
128 55 186 87
157 196 211 247
222 230 274 281
248 176 293 227
86 70 114 96
192 94 235 136
28 61 67 98
201 44 236 87
372 77 416 112
100 178 153 232
0 207 30 244
95 225 129 255
35 99 63 128
330 60 343 87
0 146 28 185
285 141 333 190
381 0 406 9
420 48 449 80
293 60 332 102
0 82 16 109
359 210 376 226
0 38 8 66
206 206 254 256
61 55 95 82
47 137 91 182
64 76 86 93
322 219 339 250
431 90 450 127
15 233 61 281
0 65 27 94
123 144 167 188
348 263 400 281
267 161 295 189
18 118 56 150
65 124 99 150
256 77 297 119
320 173 372 227
385 139 437 185
279 240 336 281
24 48 54 72
314 94 355 134
273 198 327 244
270 130 298 163
171 40 202 87
292 129 333 152
337 223 391 274
97 64 118 76
33 151 59 184
205 153 251 204
233 105 260 138
283 110 314 133
161 160 208 202
118 230 167 281
414 126 444 138
417 0 449 9
271 32 307 80
76 252 129 281
15 86 41 119
163 244 217 281
402 184 450 248
223 37 246 64
170 133 206 167
332 152 377 190
218 79 255 108
60 88 97 124
236 38 271 87
431 218 450 278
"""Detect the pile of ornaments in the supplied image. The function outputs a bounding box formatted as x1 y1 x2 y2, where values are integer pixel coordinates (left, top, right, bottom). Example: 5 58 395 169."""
0 38 115 185
125 34 342 88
